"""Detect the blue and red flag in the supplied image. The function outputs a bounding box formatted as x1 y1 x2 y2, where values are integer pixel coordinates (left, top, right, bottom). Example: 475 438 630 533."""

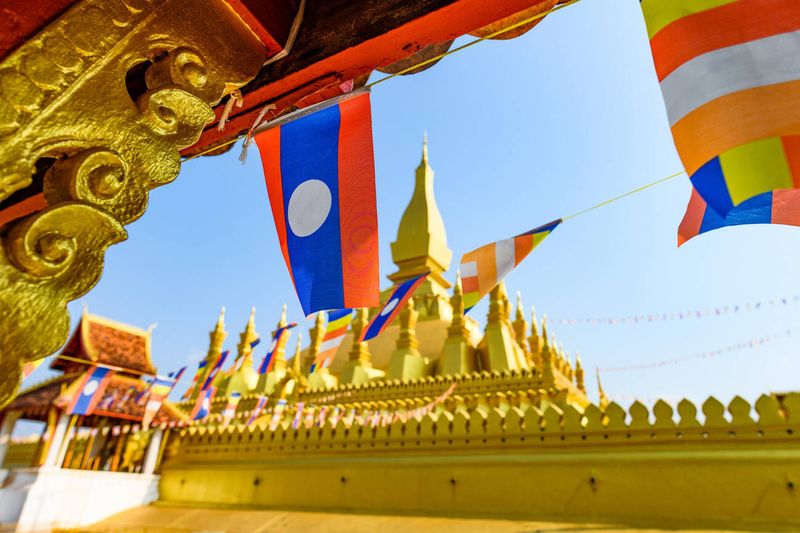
200 350 229 392
258 323 297 375
360 273 428 342
246 395 269 426
191 386 216 421
678 187 800 246
65 366 114 415
255 91 380 316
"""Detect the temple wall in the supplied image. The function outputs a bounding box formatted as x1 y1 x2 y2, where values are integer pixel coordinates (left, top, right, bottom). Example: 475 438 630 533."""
1 442 37 469
159 394 800 531
0 467 159 531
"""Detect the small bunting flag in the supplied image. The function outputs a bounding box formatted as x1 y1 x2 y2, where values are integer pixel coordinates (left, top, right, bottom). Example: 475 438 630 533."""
201 351 229 392
191 386 216 421
221 392 242 426
258 323 297 374
461 220 561 312
142 375 176 429
182 360 207 400
360 274 428 342
247 396 269 426
64 366 114 416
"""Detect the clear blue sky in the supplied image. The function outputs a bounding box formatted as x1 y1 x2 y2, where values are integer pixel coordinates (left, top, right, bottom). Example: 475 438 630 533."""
25 0 800 411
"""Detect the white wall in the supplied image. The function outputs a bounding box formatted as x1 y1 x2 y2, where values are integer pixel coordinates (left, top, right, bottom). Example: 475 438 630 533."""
0 467 159 532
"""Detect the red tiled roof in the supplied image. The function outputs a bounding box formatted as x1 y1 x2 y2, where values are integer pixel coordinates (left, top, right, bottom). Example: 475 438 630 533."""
53 312 156 376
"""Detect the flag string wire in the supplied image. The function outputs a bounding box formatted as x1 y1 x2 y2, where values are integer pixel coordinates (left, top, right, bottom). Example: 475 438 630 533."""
561 170 685 222
180 0 583 164
598 326 799 373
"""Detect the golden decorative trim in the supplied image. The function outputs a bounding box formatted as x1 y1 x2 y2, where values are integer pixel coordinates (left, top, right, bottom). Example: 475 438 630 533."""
0 0 265 406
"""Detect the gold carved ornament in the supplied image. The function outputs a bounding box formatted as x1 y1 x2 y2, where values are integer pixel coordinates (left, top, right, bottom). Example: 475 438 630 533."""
0 0 265 406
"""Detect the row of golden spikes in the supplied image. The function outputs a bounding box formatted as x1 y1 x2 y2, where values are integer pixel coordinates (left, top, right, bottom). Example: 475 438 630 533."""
205 276 593 396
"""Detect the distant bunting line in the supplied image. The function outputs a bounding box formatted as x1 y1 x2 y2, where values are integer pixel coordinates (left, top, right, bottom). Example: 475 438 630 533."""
598 326 799 373
550 295 800 326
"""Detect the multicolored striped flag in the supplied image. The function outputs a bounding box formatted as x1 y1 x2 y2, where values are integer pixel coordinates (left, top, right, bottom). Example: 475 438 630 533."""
258 324 297 374
117 385 137 408
461 220 561 313
168 366 187 383
64 366 114 415
678 188 800 246
191 386 216 421
142 375 176 429
292 401 306 430
360 274 428 342
269 398 288 430
182 360 207 400
641 0 800 216
246 396 268 426
310 310 353 372
221 392 242 426
201 351 229 392
255 91 380 315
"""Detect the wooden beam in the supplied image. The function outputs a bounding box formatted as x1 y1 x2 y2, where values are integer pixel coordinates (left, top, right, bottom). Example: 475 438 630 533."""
184 0 555 156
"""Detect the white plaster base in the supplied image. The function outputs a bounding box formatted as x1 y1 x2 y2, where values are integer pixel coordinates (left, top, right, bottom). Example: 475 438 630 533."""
0 467 159 532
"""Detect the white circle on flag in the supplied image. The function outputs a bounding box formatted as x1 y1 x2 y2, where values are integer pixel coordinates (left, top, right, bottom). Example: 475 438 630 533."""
83 379 99 396
381 298 400 317
269 338 278 352
288 179 332 237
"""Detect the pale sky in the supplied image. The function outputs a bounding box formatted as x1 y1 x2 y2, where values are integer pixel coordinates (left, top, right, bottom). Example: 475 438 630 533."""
21 0 800 424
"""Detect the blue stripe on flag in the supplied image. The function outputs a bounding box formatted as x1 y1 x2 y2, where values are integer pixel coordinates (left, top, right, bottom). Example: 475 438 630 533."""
71 367 111 415
700 191 773 234
691 157 734 216
362 275 420 341
281 104 345 312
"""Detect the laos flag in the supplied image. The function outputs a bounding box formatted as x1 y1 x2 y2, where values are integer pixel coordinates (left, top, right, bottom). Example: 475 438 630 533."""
255 91 380 316
360 273 428 342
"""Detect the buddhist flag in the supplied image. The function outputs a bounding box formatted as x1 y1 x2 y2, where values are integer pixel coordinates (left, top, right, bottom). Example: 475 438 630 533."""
360 273 428 342
182 360 207 400
201 350 229 392
65 366 114 416
142 375 175 429
247 396 268 426
310 309 353 372
221 392 242 426
461 220 561 313
255 91 380 316
292 401 306 430
258 323 297 374
269 398 288 430
191 386 216 421
678 188 800 246
168 366 187 383
641 0 800 216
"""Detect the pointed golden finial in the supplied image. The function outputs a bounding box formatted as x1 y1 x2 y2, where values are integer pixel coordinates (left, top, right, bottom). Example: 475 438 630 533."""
512 291 529 354
278 304 287 328
540 315 554 381
292 331 303 374
596 367 609 409
389 134 452 287
395 297 420 352
236 307 260 363
528 306 542 366
307 312 326 369
349 308 371 364
575 353 586 393
448 272 469 339
422 131 429 162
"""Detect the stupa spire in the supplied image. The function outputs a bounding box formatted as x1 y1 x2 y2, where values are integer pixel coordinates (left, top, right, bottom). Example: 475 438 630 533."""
596 367 609 409
389 134 452 288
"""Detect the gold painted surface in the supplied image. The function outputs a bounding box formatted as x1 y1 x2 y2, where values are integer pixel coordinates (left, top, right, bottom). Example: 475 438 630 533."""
158 393 800 531
0 0 264 407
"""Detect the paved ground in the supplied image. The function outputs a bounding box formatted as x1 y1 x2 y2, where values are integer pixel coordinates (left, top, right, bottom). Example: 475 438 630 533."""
88 506 780 533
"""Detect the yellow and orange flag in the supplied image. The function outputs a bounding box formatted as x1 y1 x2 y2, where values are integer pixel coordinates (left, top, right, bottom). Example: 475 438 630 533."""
460 220 560 313
641 0 800 216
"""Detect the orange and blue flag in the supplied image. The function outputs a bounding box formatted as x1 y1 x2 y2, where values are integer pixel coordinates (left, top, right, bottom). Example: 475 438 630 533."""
258 323 297 374
678 188 800 246
360 274 428 342
191 386 215 421
641 0 800 216
182 360 207 400
201 350 229 392
65 366 114 415
247 396 268 426
142 375 175 429
461 220 561 313
255 91 380 316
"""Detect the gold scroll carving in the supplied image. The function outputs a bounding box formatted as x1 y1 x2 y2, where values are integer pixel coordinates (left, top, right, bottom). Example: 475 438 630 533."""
0 0 265 406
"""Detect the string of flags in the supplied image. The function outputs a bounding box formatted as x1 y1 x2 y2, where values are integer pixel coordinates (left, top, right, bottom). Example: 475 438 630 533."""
549 294 800 326
599 326 798 374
